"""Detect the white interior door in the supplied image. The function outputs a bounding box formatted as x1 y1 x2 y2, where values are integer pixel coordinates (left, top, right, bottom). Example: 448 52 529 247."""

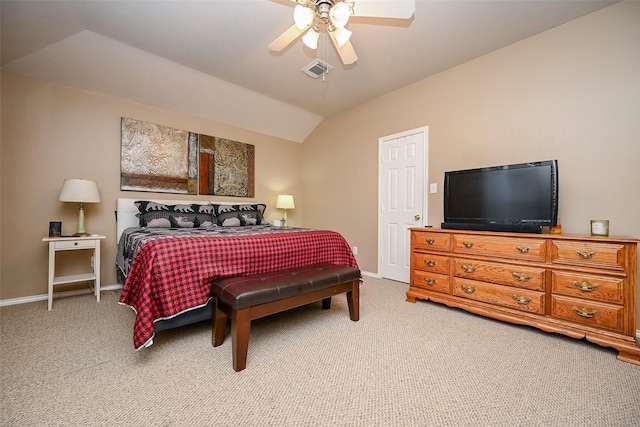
379 127 427 283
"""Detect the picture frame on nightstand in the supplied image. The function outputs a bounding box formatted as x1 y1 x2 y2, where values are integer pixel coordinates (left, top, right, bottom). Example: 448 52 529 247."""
49 221 62 238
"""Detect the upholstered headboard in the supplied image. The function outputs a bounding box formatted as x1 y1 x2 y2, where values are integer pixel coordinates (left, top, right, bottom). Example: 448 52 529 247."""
116 198 237 242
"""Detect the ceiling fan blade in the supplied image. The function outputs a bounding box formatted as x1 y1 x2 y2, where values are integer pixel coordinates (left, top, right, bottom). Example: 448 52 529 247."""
351 0 415 19
269 24 305 52
329 31 358 65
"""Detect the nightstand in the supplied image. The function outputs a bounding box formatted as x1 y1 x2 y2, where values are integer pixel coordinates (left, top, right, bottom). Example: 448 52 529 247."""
42 235 106 310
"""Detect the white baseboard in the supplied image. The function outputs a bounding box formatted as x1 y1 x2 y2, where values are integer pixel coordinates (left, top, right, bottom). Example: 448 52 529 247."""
360 270 379 278
0 284 123 307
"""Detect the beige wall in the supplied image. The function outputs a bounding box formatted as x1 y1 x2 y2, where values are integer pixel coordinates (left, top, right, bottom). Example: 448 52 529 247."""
1 2 639 327
302 2 640 324
0 73 303 300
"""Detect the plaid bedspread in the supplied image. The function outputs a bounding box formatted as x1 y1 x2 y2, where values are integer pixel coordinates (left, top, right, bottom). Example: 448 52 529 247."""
117 226 359 349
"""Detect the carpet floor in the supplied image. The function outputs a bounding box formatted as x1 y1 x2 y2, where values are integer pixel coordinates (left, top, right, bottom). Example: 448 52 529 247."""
2 276 639 426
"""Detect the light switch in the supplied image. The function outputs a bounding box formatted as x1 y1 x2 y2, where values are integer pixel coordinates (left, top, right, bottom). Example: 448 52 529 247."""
430 183 437 193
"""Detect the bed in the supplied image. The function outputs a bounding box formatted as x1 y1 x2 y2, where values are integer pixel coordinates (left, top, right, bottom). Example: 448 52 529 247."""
115 198 359 349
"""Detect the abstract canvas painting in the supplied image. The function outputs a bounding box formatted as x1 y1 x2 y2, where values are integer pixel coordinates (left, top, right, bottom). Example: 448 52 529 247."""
121 118 198 194
199 135 255 197
121 117 254 197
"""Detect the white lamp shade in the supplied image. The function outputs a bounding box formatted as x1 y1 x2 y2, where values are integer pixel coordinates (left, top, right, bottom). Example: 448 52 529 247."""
294 5 315 30
332 26 352 47
276 194 295 210
302 27 319 49
58 179 101 203
330 2 350 28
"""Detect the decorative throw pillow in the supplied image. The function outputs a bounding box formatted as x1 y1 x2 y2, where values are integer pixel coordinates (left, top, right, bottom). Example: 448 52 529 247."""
210 203 266 226
135 201 214 228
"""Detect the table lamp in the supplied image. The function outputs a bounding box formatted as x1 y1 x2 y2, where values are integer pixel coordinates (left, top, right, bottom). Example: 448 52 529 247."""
58 179 101 236
276 194 295 227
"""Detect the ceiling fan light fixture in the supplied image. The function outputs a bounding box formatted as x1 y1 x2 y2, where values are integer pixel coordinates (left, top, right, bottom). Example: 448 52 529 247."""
302 27 319 49
332 26 352 47
293 4 315 30
329 2 350 28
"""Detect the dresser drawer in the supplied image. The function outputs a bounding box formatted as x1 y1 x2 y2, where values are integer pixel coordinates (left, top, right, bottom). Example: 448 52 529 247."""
413 253 449 274
412 231 450 252
53 239 97 250
551 240 625 272
452 277 544 314
452 259 544 291
412 271 450 293
551 295 623 333
452 234 545 262
552 272 622 304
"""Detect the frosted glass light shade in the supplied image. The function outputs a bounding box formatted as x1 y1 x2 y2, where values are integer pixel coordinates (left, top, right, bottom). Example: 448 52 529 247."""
330 2 350 28
294 5 314 30
333 27 352 47
276 194 295 209
302 27 319 49
58 179 101 203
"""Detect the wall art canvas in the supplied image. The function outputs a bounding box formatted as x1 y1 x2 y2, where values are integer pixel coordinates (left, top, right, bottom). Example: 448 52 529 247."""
199 135 255 197
120 118 198 194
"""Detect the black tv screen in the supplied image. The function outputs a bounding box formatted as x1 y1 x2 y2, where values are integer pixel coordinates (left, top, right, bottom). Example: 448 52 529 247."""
442 160 558 233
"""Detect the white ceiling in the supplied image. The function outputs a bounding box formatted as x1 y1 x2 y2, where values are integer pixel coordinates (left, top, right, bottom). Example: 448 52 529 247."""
1 0 617 142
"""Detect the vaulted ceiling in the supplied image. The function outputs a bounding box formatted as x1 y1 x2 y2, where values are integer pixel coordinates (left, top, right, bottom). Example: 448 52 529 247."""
1 0 616 142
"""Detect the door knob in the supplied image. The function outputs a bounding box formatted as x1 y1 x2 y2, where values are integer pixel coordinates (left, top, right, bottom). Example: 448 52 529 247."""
414 214 421 221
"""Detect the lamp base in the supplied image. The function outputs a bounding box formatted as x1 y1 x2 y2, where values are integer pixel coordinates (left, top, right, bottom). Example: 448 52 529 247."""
75 203 87 236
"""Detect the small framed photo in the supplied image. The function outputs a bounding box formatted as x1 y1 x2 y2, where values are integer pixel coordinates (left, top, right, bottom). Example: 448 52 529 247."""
49 221 62 238
590 220 609 237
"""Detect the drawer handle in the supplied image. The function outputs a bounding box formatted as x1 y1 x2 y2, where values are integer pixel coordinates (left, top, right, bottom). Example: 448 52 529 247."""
512 295 532 305
512 272 533 282
516 246 530 253
461 285 477 294
462 241 474 248
461 264 477 273
426 238 435 245
572 306 599 318
423 278 437 286
576 251 595 259
74 242 79 246
424 260 437 267
572 280 600 292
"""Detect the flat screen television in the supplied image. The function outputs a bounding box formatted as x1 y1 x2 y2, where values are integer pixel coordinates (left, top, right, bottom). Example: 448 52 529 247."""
442 160 559 234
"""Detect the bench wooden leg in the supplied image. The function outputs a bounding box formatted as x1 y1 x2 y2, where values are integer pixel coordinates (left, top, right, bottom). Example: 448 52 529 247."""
347 279 360 321
231 308 251 372
212 297 227 347
322 297 331 310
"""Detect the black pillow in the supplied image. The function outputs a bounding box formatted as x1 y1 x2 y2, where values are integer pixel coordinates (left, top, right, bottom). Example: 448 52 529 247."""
210 204 266 226
135 201 214 228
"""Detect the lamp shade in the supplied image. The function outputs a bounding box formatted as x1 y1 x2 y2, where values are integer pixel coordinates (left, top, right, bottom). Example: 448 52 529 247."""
302 27 319 49
329 2 350 28
294 4 315 30
58 179 101 203
332 26 352 47
276 194 295 210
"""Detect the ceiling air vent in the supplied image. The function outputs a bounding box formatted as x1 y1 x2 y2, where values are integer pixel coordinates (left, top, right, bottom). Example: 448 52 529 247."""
302 59 333 78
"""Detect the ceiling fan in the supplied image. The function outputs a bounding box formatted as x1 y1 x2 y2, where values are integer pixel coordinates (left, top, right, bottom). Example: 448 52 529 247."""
269 0 416 65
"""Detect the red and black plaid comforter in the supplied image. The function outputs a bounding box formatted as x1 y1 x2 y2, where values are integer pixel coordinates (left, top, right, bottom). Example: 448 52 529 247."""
118 227 358 349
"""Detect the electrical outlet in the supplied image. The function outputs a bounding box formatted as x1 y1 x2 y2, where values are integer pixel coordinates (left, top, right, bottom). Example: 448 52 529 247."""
430 183 437 193
352 246 358 255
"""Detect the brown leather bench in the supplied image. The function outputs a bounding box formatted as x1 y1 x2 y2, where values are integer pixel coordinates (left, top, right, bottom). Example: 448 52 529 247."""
211 263 361 371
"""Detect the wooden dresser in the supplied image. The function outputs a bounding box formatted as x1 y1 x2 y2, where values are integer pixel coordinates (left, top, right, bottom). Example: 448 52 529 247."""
407 228 640 365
